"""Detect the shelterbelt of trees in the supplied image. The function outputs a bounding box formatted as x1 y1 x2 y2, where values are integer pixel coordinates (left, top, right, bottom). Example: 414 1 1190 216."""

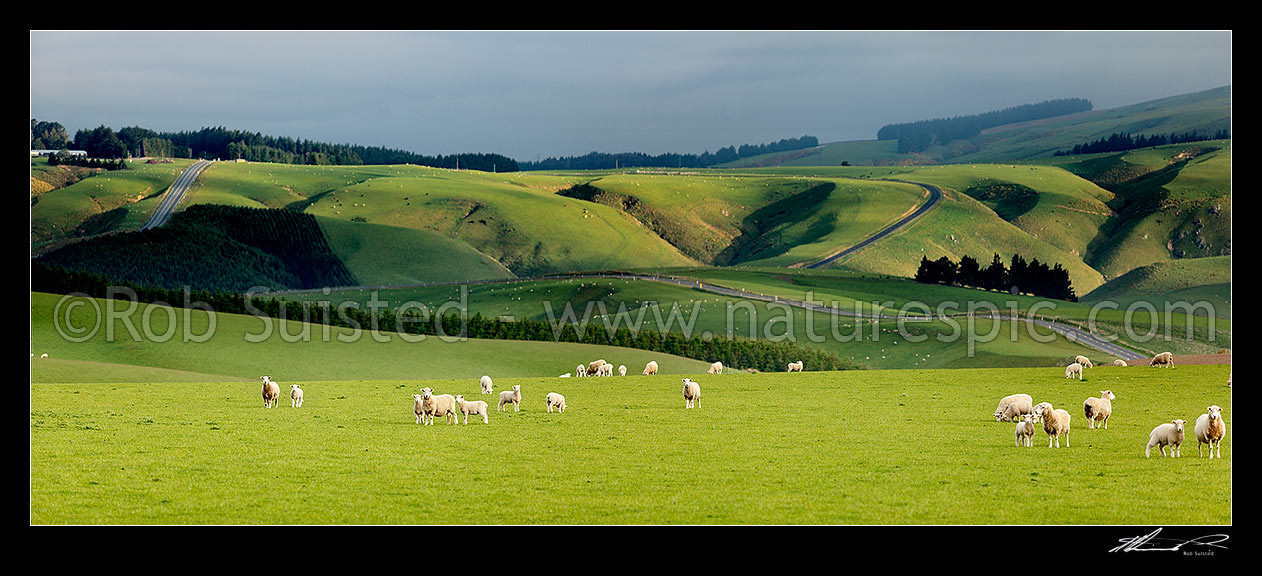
915 252 1077 301
877 98 1094 153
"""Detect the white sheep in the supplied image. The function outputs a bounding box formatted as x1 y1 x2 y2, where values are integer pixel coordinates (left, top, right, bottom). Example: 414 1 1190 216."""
455 395 489 424
1146 419 1186 458
576 364 588 377
1065 362 1083 380
642 360 658 375
598 363 614 377
1194 405 1226 458
290 384 304 408
40 353 49 359
682 378 701 409
618 364 627 376
1075 355 1094 368
786 360 804 372
1113 359 1128 367
498 385 521 412
1014 413 1039 447
412 394 427 424
261 376 280 408
420 387 458 425
545 392 567 413
480 375 494 394
559 373 571 378
1033 402 1071 448
1083 390 1115 430
1149 351 1175 368
587 359 607 376
993 393 1034 422
708 361 723 375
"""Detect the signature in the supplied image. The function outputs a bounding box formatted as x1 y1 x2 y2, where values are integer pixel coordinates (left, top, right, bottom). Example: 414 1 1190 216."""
1110 528 1229 553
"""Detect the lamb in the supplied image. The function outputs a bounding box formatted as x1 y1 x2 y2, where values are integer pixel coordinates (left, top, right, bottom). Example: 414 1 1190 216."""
576 364 588 378
993 393 1034 422
1065 362 1083 380
498 385 522 412
559 373 571 378
1194 405 1226 458
587 359 607 376
261 376 281 408
642 361 659 375
598 363 614 377
1113 359 1128 367
479 375 494 394
420 387 458 425
682 378 701 409
1075 355 1094 369
618 365 627 376
708 361 723 375
40 353 48 359
1032 402 1071 448
1146 419 1186 458
454 395 489 424
1014 413 1039 447
290 384 304 408
545 392 567 413
786 360 804 372
412 394 427 424
1150 351 1175 368
1083 390 1116 430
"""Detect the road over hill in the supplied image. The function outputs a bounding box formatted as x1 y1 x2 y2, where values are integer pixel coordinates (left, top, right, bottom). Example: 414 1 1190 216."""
139 159 213 231
805 180 943 269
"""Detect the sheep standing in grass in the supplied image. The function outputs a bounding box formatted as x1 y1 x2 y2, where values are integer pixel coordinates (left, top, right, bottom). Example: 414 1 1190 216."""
40 353 48 359
576 364 588 378
1146 419 1186 458
682 378 702 409
412 394 427 424
455 395 489 424
546 392 567 413
787 361 804 372
1113 359 1128 367
1033 402 1071 448
290 384 304 408
1075 355 1094 369
1194 405 1226 458
708 361 723 375
498 385 522 412
261 376 281 409
480 375 494 394
1083 390 1116 430
1015 413 1039 447
618 365 627 376
643 361 658 375
420 388 458 425
1150 352 1175 368
1065 362 1083 380
993 393 1034 422
598 363 614 377
587 359 607 376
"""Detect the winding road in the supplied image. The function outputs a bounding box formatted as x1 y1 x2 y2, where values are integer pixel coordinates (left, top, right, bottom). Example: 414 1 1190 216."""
806 180 943 269
139 159 213 231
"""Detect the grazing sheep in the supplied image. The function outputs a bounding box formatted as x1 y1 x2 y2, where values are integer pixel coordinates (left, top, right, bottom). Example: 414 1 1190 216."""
498 385 521 412
576 364 588 378
1032 402 1071 448
545 392 567 413
598 363 614 377
642 361 659 375
40 353 48 359
1146 419 1186 458
1083 390 1116 430
480 375 494 394
993 393 1034 422
454 395 489 424
1149 352 1175 368
618 365 627 376
1194 405 1226 458
420 388 458 425
1065 362 1083 380
587 359 607 376
1075 355 1094 369
786 360 804 372
1014 413 1039 447
1113 359 1128 367
290 384 304 408
708 361 723 375
682 378 701 409
412 394 427 424
261 376 281 408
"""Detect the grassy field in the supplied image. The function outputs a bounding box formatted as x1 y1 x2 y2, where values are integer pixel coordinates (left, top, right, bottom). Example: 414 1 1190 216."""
30 365 1231 524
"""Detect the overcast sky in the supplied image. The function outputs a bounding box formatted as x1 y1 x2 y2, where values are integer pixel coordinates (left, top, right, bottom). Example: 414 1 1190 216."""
30 30 1232 161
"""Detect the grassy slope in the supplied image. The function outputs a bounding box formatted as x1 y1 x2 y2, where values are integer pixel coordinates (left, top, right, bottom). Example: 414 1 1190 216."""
316 216 514 285
30 159 196 247
1082 256 1231 318
31 366 1230 524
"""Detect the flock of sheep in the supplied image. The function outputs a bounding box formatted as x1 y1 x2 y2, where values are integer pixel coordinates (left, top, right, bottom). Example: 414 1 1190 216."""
994 353 1228 459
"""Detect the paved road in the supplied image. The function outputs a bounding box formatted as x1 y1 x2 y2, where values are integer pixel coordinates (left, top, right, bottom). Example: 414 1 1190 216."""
139 159 213 231
806 180 943 269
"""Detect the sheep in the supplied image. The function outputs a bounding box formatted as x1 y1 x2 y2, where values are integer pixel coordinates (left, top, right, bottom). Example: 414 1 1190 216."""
498 385 521 412
559 373 571 378
1032 402 1071 448
420 388 458 425
1150 351 1175 368
993 393 1034 422
682 378 701 409
1014 413 1039 447
1113 359 1128 367
576 364 588 378
587 359 607 376
1075 355 1094 369
290 384 304 408
618 365 627 376
597 363 614 377
642 361 658 375
40 353 48 359
454 395 489 424
1194 405 1226 458
708 361 723 375
786 360 804 372
261 376 281 408
480 375 494 394
1065 362 1083 380
412 394 427 424
1083 390 1115 430
1146 419 1186 458
545 392 567 413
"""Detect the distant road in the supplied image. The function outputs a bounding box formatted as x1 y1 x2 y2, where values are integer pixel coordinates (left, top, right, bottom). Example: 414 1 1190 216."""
139 159 213 231
805 181 942 269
